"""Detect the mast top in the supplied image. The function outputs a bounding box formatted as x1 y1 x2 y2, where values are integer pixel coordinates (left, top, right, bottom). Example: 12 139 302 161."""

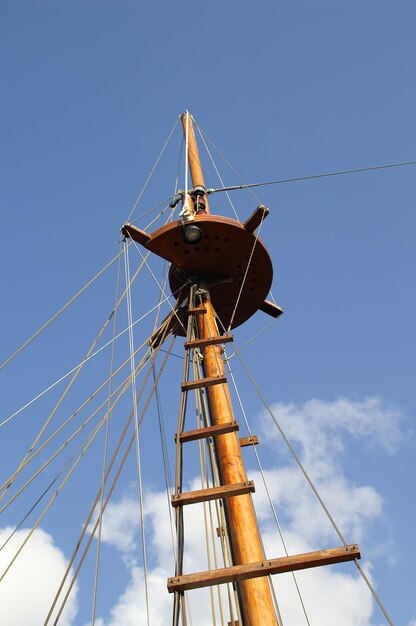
121 110 282 334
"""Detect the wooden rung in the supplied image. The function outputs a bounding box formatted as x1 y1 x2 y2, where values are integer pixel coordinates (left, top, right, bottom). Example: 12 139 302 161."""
240 435 259 447
176 421 239 443
228 622 239 626
171 481 255 508
181 375 227 392
216 526 226 538
187 307 207 314
184 334 233 350
243 205 269 233
167 544 361 592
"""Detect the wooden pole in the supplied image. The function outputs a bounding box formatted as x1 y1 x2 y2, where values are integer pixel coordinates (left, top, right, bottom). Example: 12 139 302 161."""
181 111 278 626
181 111 210 214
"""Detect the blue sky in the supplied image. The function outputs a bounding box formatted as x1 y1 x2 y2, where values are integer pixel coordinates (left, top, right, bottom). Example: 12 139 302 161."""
0 1 415 625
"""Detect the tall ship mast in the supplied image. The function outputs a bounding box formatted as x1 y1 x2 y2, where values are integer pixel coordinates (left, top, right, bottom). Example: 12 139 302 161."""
0 110 398 626
121 111 360 625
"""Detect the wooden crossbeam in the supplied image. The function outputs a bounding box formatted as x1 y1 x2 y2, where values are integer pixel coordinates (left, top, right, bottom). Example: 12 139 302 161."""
259 300 284 318
167 544 360 592
240 435 259 447
243 205 269 233
181 375 227 392
171 481 255 508
187 307 207 314
121 223 151 246
184 334 233 350
176 421 239 443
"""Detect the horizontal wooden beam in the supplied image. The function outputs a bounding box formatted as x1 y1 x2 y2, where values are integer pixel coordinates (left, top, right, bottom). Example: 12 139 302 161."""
240 435 259 447
243 205 269 233
187 307 207 315
181 375 227 392
259 300 284 319
167 544 360 592
176 421 239 443
171 481 255 508
121 223 151 246
184 334 233 350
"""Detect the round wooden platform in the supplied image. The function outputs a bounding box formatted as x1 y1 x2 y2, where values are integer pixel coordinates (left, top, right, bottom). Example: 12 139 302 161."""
144 215 273 333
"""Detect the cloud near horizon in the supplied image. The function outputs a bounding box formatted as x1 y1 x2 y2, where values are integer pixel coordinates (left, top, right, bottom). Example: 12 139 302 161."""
0 526 78 626
89 395 403 626
0 396 403 625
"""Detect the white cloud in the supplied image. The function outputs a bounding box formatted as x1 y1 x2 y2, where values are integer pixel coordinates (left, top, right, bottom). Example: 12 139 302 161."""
87 492 141 555
93 565 172 626
260 396 404 468
91 396 404 626
0 526 78 626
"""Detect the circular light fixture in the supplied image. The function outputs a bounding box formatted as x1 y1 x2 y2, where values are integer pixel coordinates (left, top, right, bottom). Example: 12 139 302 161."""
183 224 203 244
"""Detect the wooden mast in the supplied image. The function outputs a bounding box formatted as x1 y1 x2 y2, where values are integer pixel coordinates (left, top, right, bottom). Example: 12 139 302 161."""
180 111 279 626
122 112 361 623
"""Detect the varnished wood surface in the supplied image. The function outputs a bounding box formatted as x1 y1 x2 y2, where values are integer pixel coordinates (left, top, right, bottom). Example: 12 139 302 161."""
171 481 255 508
259 300 284 318
177 421 239 443
240 436 259 447
197 299 279 625
181 111 210 213
243 205 269 233
123 213 274 333
167 544 361 592
184 334 233 349
181 374 227 392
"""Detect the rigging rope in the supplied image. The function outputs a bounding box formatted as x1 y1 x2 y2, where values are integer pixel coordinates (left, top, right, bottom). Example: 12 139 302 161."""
91 241 122 626
225 356 310 626
45 337 175 625
124 241 151 626
0 280 182 430
193 119 262 205
0 415 107 554
232 347 396 626
206 160 416 195
0 400 107 586
0 249 124 370
1 199 184 431
0 359 138 515
0 334 152 497
226 208 266 332
0 285 127 505
153 260 177 560
130 239 188 336
126 116 180 222
195 124 240 221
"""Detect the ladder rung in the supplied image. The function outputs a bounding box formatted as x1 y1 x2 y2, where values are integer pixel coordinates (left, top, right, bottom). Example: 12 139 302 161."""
184 334 233 350
167 544 361 592
171 481 255 508
240 435 259 447
228 622 239 626
176 421 239 443
181 375 227 392
187 307 207 314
